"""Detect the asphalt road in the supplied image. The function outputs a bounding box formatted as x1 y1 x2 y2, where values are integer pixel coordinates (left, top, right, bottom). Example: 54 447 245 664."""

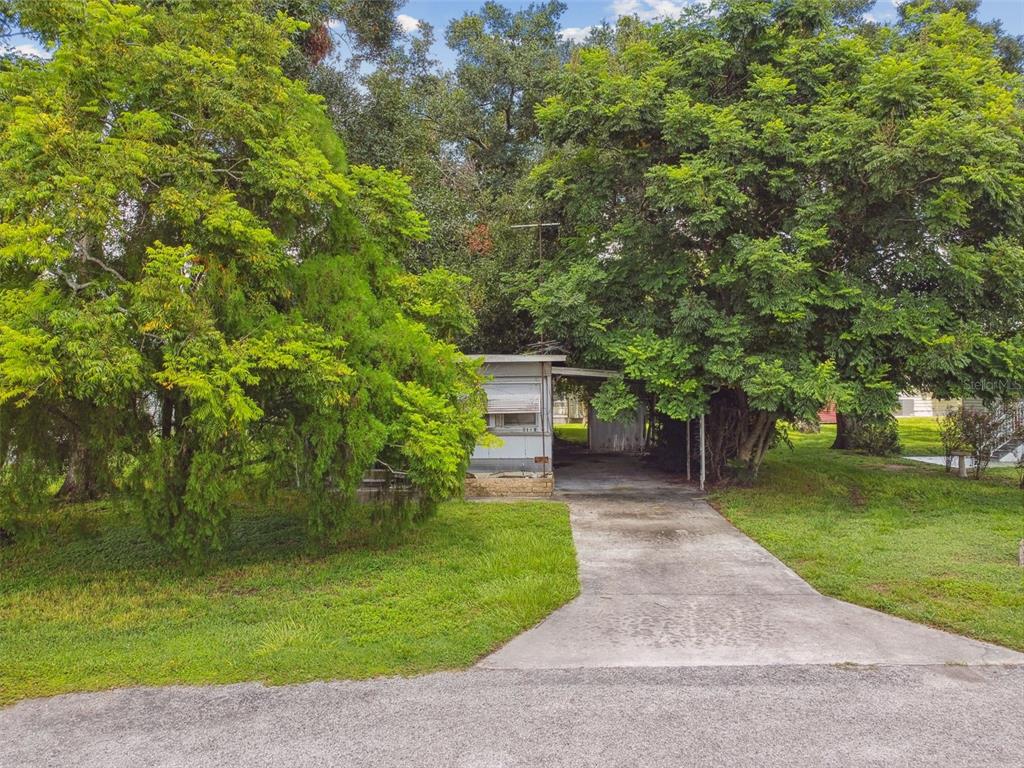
3 665 1022 768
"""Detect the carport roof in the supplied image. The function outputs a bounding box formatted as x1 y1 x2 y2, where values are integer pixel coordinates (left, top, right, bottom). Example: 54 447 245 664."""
551 366 620 379
474 354 568 363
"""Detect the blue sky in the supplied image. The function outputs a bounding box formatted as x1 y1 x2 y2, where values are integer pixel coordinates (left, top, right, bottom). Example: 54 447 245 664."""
7 1 1024 63
403 0 1024 65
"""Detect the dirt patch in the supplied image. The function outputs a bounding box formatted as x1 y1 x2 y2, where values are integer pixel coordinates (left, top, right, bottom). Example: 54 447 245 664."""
865 582 893 595
848 486 868 508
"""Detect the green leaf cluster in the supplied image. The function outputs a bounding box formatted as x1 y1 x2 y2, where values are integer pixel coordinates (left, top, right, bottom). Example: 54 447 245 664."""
0 0 486 557
529 0 1024 475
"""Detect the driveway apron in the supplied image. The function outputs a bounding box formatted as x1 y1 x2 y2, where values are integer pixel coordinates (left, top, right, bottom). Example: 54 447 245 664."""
480 454 1024 668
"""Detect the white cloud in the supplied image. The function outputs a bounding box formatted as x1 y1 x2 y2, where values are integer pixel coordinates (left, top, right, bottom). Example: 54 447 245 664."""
396 14 420 34
612 0 690 20
559 26 593 44
11 42 51 59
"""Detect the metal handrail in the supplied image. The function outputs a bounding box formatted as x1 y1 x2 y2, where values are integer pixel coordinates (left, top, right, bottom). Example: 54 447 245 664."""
986 400 1024 452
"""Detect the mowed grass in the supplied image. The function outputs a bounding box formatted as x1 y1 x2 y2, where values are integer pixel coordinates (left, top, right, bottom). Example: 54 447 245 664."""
712 423 1024 651
554 423 588 445
897 416 946 455
0 499 578 705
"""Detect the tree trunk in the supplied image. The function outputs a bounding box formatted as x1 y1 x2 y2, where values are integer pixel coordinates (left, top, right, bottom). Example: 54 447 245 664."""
652 390 780 483
832 411 853 450
704 389 778 481
56 437 101 502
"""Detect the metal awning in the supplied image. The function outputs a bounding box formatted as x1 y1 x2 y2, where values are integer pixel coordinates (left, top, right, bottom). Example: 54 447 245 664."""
473 354 567 363
484 382 542 413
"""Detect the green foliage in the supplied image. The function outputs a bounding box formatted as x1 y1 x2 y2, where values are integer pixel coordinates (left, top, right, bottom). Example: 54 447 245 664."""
314 0 570 353
0 0 485 558
391 267 477 343
938 410 967 467
937 405 1016 478
844 413 902 456
391 378 486 508
529 0 1024 478
443 1 568 191
590 377 639 423
0 446 53 527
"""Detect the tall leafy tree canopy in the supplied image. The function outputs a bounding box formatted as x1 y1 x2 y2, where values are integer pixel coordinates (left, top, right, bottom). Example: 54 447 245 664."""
443 0 568 191
314 1 570 353
527 0 1024 477
0 0 485 557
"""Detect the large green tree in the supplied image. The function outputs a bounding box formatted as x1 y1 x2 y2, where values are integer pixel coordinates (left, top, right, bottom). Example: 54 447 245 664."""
432 0 570 352
311 1 570 353
527 0 1024 479
0 0 485 557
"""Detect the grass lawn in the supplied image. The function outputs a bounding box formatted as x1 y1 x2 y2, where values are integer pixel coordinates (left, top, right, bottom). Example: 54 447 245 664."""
897 416 946 455
554 423 588 445
0 499 578 705
712 422 1024 651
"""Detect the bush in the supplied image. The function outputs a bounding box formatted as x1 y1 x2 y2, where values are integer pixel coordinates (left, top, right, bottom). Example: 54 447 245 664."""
846 414 901 456
0 454 57 545
938 406 1005 479
938 412 966 472
791 419 821 434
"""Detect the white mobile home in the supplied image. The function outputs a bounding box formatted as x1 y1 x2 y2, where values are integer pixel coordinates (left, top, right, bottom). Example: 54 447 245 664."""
468 355 565 475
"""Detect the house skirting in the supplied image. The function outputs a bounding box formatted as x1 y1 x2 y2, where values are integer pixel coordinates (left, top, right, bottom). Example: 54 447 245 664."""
465 474 554 498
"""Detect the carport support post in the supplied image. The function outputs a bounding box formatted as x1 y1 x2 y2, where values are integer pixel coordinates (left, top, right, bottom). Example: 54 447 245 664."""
699 414 706 491
685 419 691 482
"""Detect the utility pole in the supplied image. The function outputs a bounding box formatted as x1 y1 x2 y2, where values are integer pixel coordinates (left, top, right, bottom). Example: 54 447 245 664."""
509 222 560 264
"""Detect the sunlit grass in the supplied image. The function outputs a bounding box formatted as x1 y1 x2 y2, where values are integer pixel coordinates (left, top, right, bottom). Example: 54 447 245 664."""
897 416 946 455
713 423 1024 651
554 423 588 445
0 499 578 705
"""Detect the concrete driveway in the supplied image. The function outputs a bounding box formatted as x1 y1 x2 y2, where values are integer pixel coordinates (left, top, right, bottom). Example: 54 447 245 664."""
483 453 1024 668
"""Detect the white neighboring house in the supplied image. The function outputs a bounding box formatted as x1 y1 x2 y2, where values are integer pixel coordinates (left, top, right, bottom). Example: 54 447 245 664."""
897 391 1024 463
895 392 964 418
468 355 564 476
552 393 586 424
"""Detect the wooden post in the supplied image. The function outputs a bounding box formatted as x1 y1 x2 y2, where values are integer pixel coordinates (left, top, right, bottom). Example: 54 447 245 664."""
699 413 706 491
955 452 968 478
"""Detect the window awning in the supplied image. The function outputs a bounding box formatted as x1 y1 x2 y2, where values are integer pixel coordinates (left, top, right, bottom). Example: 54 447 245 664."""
485 383 542 413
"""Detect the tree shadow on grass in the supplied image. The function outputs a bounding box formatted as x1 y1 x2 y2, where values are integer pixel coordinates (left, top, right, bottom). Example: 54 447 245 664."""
0 494 499 589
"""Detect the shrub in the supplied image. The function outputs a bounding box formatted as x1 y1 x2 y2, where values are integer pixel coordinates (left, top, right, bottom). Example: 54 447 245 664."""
938 412 967 472
846 414 901 456
940 406 1005 479
791 419 821 434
